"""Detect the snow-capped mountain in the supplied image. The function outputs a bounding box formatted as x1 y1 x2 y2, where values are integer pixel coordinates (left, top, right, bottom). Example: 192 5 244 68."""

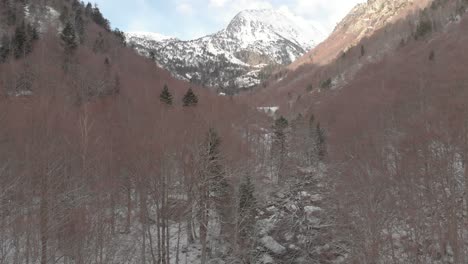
126 32 173 42
126 9 324 91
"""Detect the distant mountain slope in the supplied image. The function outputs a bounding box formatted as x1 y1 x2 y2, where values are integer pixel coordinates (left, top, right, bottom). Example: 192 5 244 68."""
290 0 431 68
247 0 468 111
126 9 324 92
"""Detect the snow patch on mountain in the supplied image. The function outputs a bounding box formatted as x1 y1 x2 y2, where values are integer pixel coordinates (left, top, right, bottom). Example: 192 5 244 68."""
127 9 324 91
126 31 174 42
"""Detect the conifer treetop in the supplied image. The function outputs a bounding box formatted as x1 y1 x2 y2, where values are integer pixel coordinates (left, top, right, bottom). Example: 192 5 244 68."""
183 88 198 107
160 84 173 106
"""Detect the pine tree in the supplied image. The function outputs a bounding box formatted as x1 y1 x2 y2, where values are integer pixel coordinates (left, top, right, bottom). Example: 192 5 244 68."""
159 84 173 106
25 23 39 55
93 32 105 53
6 3 16 26
13 22 26 59
92 5 110 31
429 50 435 61
71 0 81 11
113 28 126 46
149 50 156 61
0 35 10 63
316 122 327 162
85 2 93 16
199 128 231 263
113 74 121 95
271 116 288 180
61 21 78 54
182 88 198 107
290 113 308 165
238 175 257 240
75 8 85 43
26 23 39 41
306 114 317 166
59 5 69 23
205 129 228 201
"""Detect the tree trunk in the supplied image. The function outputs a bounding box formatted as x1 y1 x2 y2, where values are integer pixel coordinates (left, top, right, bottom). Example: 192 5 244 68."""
200 192 209 264
126 184 132 234
148 222 157 264
141 189 147 264
176 221 181 264
40 173 48 264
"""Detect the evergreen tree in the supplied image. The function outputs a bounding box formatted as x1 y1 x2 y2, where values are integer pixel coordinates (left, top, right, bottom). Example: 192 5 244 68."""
113 28 126 46
206 128 231 234
113 74 121 95
149 50 156 61
61 21 78 54
205 128 224 194
74 8 85 43
93 32 105 53
316 122 327 162
306 114 317 166
290 113 308 165
85 2 93 16
271 116 288 180
0 35 10 63
182 88 198 107
92 5 110 31
159 84 173 106
6 3 16 26
199 128 231 263
429 50 435 61
25 23 39 55
71 0 81 11
26 23 39 41
59 5 70 23
13 22 26 59
238 175 257 241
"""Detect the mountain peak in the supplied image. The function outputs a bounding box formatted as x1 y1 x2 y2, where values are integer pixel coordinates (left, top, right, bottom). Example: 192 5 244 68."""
226 8 323 51
126 8 325 90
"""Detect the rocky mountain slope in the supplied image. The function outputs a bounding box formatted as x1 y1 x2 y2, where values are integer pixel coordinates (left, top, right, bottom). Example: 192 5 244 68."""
249 0 441 107
127 9 323 92
290 0 431 69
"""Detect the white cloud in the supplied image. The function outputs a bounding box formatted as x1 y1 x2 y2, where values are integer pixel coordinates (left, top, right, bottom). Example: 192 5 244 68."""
292 0 365 33
277 5 325 39
209 0 229 7
176 3 194 15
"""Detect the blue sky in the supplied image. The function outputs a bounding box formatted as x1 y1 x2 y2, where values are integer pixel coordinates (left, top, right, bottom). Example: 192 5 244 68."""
92 0 365 40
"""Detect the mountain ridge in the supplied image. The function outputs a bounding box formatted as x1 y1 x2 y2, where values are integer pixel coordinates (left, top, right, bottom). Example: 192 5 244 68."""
126 8 324 92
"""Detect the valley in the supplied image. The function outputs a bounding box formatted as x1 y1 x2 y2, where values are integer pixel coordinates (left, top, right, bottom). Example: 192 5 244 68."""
1 0 468 264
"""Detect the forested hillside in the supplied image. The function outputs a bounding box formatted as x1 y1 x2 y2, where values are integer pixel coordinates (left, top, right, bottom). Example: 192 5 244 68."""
0 1 331 264
247 0 468 262
4 0 468 263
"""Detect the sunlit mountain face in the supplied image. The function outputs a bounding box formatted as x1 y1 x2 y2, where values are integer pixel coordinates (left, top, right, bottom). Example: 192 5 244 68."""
126 9 324 93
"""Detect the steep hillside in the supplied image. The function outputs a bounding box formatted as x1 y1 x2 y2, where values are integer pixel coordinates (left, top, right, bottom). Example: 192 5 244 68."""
248 0 468 108
127 9 324 93
318 12 468 263
247 0 468 262
291 0 431 68
0 2 280 264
